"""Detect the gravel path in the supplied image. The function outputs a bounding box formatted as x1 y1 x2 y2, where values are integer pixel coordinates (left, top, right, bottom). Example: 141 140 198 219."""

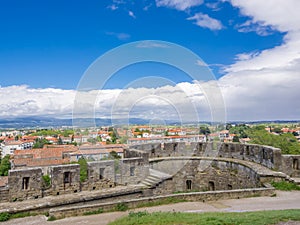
2 191 300 225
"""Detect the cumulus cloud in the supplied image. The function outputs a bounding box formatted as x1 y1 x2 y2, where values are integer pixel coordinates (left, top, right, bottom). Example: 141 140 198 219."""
0 83 213 122
0 85 75 118
219 0 300 120
187 13 223 30
155 0 203 11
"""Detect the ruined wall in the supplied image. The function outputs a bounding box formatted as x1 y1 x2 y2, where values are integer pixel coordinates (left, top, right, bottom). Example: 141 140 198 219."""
82 161 116 191
132 142 284 171
151 159 261 195
119 158 149 185
8 168 43 201
47 164 80 195
217 143 282 170
281 155 300 177
0 188 8 202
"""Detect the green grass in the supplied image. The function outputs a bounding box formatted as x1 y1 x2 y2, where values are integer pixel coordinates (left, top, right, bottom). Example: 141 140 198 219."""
47 215 57 221
83 208 104 216
271 181 300 191
115 202 128 211
109 209 300 225
0 212 38 222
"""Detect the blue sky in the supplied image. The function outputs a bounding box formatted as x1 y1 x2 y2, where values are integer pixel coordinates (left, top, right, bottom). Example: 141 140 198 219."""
0 0 284 89
0 0 299 121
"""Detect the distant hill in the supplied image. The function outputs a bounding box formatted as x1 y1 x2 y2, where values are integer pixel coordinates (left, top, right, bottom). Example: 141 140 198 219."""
0 117 153 129
0 117 298 129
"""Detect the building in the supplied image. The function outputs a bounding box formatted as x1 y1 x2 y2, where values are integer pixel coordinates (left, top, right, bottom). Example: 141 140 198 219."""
12 145 78 168
127 135 206 145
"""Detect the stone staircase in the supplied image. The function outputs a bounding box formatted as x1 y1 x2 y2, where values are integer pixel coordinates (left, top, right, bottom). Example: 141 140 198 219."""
140 169 172 188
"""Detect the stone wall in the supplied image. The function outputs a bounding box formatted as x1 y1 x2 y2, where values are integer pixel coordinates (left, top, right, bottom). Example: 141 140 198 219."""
8 168 43 201
81 161 116 191
0 187 9 202
151 158 261 195
48 187 275 219
47 164 81 195
119 158 150 185
281 155 300 177
132 142 285 172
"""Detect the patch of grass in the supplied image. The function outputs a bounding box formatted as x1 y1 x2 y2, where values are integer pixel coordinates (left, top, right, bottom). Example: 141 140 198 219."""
137 197 186 208
10 212 35 219
47 215 57 221
83 208 103 216
109 209 300 225
115 202 128 211
0 211 38 222
271 181 300 191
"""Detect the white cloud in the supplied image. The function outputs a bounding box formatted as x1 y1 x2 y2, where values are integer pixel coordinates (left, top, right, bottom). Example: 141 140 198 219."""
107 4 118 11
219 0 300 120
0 85 75 118
128 10 136 19
230 0 300 33
155 0 203 11
0 83 211 122
235 20 274 36
187 13 223 30
105 31 131 41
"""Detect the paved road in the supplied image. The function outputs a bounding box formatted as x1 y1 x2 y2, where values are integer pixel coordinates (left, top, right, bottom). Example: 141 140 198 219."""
2 191 300 225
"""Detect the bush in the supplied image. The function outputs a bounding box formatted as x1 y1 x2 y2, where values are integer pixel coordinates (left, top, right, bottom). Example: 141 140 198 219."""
115 202 128 211
0 212 10 222
47 215 57 221
42 175 51 188
0 155 11 176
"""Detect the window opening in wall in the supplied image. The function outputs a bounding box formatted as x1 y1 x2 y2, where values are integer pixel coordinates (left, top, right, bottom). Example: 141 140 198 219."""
130 167 135 176
64 172 71 184
100 168 105 179
186 180 192 190
228 184 233 190
293 159 299 170
173 143 177 152
208 181 215 191
22 177 30 190
246 146 250 155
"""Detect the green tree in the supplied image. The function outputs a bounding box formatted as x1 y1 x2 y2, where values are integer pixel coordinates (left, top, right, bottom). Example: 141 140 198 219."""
78 157 88 182
33 138 50 148
232 135 240 143
0 155 11 176
58 137 63 145
199 126 211 135
109 151 121 159
246 127 300 154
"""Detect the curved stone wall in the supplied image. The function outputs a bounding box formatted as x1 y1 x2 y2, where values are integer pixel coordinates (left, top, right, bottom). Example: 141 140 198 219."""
150 157 261 195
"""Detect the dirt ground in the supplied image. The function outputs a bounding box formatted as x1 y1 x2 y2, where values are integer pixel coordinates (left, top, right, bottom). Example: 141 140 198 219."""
2 191 300 225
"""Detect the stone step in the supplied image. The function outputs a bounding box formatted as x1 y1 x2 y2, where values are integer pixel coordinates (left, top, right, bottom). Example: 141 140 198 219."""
141 181 154 187
146 176 161 183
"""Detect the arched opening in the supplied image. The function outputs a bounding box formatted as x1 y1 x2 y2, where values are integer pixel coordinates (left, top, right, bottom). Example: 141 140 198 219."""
186 180 192 190
208 181 215 191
